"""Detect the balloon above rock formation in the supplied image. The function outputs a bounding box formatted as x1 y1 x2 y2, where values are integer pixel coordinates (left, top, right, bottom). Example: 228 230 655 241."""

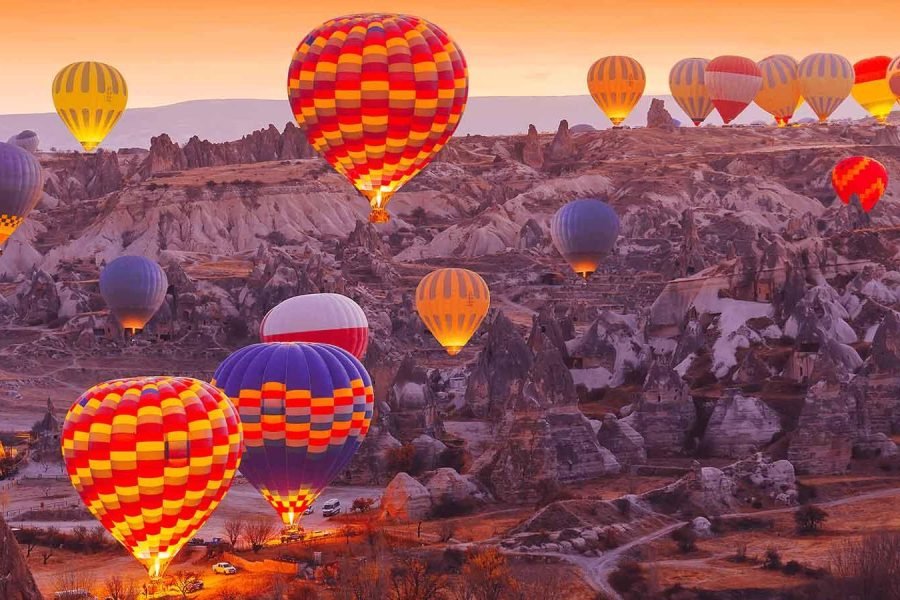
99 256 168 332
755 55 802 127
416 268 490 356
832 156 888 213
260 293 369 359
52 61 128 152
669 58 714 126
704 56 762 125
587 56 646 127
0 142 43 249
551 198 620 280
798 53 854 122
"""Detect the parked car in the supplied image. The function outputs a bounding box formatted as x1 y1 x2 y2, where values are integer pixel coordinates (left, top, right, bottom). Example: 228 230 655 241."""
303 504 314 515
182 578 204 593
209 537 224 545
281 529 303 543
322 498 342 517
187 537 205 546
212 562 237 575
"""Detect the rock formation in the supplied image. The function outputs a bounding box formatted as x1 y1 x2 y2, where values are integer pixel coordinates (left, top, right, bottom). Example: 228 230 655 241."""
701 389 781 457
647 98 676 131
542 120 576 166
627 360 696 456
521 124 544 169
381 472 432 522
0 514 43 600
596 414 647 467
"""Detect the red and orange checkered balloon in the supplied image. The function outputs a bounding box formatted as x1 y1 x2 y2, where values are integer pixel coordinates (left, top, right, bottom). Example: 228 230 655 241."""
287 14 468 223
832 156 889 213
61 377 243 579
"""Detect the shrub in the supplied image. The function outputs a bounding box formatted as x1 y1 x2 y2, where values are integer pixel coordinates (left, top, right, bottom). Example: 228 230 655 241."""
783 560 803 576
386 444 416 474
609 560 646 594
731 542 748 563
351 497 376 513
733 516 774 531
795 504 828 534
671 526 698 553
437 446 467 472
437 521 456 543
763 547 782 570
430 496 476 519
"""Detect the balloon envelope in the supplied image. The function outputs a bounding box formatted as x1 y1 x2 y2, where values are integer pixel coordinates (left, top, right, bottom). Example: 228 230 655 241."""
587 56 646 126
99 256 168 332
852 56 896 124
6 130 39 154
669 58 714 126
52 62 128 152
889 56 900 99
212 342 374 526
832 156 888 213
798 53 854 122
287 14 468 223
705 56 762 125
755 55 802 127
416 268 490 356
260 293 369 358
0 142 43 246
551 198 620 279
61 376 243 579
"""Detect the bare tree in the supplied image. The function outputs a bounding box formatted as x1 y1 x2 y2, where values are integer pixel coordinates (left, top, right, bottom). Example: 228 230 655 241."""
104 575 139 600
54 570 96 595
456 548 517 600
167 570 201 599
831 531 900 600
224 517 245 548
244 516 278 553
437 521 456 543
40 548 54 565
389 557 447 600
335 557 388 600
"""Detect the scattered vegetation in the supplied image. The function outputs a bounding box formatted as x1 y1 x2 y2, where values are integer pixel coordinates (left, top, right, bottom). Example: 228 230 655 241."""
763 547 782 570
351 497 376 513
794 504 828 534
244 516 279 553
671 525 698 553
830 531 900 599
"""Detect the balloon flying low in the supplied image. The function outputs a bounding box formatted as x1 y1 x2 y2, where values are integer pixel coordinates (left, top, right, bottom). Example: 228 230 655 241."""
52 62 128 152
260 293 369 359
0 142 43 248
704 56 762 125
587 56 646 126
100 256 168 333
61 377 243 579
798 53 854 123
832 156 888 213
550 198 620 279
287 14 468 223
669 58 714 126
416 268 490 356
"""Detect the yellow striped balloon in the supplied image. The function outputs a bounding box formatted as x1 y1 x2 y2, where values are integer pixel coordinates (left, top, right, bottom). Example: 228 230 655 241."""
52 62 128 152
797 53 853 123
756 55 802 127
415 268 490 356
587 56 646 126
669 58 714 126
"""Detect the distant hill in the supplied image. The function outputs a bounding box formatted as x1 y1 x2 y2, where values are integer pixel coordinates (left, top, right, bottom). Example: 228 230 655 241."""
0 95 878 151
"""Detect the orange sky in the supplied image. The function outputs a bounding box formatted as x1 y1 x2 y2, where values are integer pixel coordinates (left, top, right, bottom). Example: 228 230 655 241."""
2 0 897 114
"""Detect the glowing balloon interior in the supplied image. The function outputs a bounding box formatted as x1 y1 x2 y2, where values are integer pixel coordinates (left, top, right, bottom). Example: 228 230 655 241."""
99 256 168 333
416 268 490 356
52 62 128 152
587 56 646 126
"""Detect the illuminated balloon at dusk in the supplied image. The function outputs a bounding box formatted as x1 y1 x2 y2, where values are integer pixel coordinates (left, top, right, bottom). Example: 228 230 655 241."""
99 256 168 332
260 293 369 359
851 56 897 124
798 53 854 122
756 55 802 127
587 56 646 126
0 142 43 248
61 377 243 579
212 343 374 527
416 268 490 356
52 62 128 152
832 156 888 213
287 14 468 223
551 198 620 279
669 58 714 126
888 56 900 99
704 56 762 125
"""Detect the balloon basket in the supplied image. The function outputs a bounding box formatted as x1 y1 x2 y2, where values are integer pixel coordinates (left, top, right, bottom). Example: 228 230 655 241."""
369 208 390 223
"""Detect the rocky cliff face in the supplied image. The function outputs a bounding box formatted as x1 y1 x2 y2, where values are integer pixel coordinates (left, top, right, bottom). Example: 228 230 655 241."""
0 514 43 600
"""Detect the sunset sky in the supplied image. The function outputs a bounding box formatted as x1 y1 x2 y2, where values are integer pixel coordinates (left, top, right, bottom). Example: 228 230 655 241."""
1 0 897 114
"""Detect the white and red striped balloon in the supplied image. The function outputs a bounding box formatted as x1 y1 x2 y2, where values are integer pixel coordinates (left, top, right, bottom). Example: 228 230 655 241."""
260 293 369 358
705 56 762 125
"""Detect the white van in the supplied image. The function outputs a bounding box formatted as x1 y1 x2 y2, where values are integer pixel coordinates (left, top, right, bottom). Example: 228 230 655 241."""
322 498 342 517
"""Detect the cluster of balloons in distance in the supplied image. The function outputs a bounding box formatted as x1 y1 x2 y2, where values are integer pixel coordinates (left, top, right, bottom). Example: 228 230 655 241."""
590 53 900 127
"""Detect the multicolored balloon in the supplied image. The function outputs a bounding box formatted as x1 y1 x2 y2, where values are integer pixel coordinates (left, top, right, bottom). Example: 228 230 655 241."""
832 156 888 213
61 377 243 579
551 198 620 279
587 56 646 126
212 343 374 527
52 62 128 152
260 293 369 359
669 58 714 126
889 55 900 99
415 268 490 356
287 14 468 223
704 56 762 125
99 256 168 332
852 56 897 124
0 142 43 248
755 55 802 127
798 53 854 122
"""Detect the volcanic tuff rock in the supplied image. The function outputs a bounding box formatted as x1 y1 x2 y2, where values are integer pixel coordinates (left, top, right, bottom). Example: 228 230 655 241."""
14 270 61 326
543 119 577 167
387 356 442 441
646 98 676 131
381 472 432 522
424 467 480 504
521 124 544 169
0 514 43 600
596 413 647 467
626 360 696 456
701 389 781 458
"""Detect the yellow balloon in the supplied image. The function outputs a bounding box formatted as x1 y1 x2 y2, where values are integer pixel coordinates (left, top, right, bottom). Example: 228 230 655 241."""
851 56 897 125
588 56 646 126
52 62 128 152
415 268 490 356
797 53 853 123
756 55 802 127
669 58 714 126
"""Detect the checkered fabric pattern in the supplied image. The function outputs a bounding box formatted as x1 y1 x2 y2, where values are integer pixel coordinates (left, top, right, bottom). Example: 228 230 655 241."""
212 342 374 526
61 377 243 579
0 213 23 244
832 156 889 213
287 13 468 222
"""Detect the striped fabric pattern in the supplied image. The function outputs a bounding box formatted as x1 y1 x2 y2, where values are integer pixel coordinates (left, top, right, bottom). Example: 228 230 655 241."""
668 58 714 126
587 56 646 126
212 343 374 526
0 142 43 245
551 198 620 280
704 56 762 125
52 62 128 152
755 55 802 126
260 293 369 359
798 53 854 122
832 156 888 213
415 268 490 356
99 256 169 332
851 56 897 124
287 13 468 223
61 377 243 579
889 55 900 99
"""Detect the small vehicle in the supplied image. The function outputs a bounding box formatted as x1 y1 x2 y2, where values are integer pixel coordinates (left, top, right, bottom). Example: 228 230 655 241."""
187 537 205 546
212 562 237 575
303 504 315 515
54 591 96 600
182 578 204 593
281 529 303 543
322 498 341 517
209 537 224 545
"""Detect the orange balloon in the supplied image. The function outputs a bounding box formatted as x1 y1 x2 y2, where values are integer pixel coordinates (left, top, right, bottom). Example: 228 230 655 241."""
416 268 490 355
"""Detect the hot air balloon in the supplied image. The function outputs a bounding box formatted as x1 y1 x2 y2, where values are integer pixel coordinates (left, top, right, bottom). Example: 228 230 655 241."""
287 14 468 224
99 256 168 333
6 130 39 154
756 55 802 127
587 56 646 127
852 56 897 124
798 54 854 123
889 55 900 99
52 62 128 152
260 293 369 358
551 198 620 279
212 343 374 527
415 268 490 356
704 56 762 125
61 376 242 579
832 156 888 213
669 58 714 126
0 142 43 249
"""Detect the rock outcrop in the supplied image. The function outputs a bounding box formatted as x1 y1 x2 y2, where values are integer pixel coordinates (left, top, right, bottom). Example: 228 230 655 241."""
521 124 544 169
596 414 647 467
464 313 533 419
647 98 676 131
701 389 781 458
627 360 696 456
381 472 432 522
0 514 43 600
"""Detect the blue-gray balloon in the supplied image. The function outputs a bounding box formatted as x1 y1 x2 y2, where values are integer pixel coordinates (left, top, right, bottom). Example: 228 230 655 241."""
7 131 39 154
550 198 620 279
99 256 168 331
0 142 43 246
